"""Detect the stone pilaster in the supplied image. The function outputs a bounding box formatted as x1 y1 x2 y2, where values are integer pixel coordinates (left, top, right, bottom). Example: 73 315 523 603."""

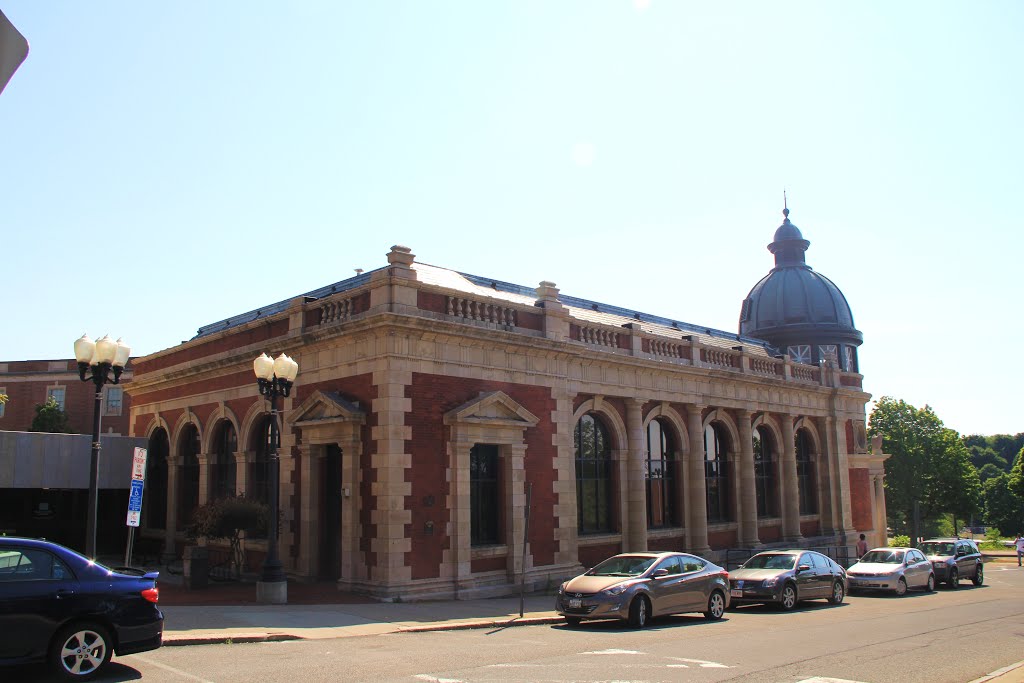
624 398 648 552
234 451 248 498
736 410 760 546
164 454 179 557
370 368 413 587
197 454 210 506
685 404 710 555
296 443 323 578
552 387 578 567
535 281 569 341
779 416 802 541
825 416 856 539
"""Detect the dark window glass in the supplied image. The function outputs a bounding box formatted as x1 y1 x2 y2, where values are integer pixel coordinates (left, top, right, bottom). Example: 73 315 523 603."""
646 419 678 529
656 556 682 575
704 423 731 522
0 549 65 581
796 430 817 514
753 426 777 518
575 413 614 534
250 416 274 504
145 428 169 530
211 421 237 500
178 424 201 526
470 444 501 546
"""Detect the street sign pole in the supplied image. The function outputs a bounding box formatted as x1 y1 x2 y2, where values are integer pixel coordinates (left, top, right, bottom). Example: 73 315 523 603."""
124 447 147 567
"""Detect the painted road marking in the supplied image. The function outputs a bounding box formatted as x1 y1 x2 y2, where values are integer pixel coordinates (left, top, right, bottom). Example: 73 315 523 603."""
795 678 868 683
581 648 646 655
667 656 731 668
131 654 217 683
414 675 464 683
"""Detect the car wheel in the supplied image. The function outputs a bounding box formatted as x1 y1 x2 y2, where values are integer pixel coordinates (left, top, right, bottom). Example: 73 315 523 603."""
828 581 845 604
925 573 935 592
564 616 582 627
704 590 726 620
973 564 984 586
779 583 798 611
895 577 908 596
948 568 960 589
628 595 650 628
49 622 112 680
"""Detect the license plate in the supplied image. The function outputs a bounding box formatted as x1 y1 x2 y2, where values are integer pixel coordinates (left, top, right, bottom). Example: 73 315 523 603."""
569 598 582 608
730 589 743 598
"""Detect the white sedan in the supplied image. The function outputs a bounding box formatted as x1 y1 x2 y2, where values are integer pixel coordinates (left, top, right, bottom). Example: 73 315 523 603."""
846 547 935 595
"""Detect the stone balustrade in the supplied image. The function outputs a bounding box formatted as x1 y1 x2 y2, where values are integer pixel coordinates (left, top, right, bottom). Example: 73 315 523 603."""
321 296 359 325
705 348 738 369
579 326 621 348
649 339 687 359
791 364 820 383
750 357 782 377
446 296 517 327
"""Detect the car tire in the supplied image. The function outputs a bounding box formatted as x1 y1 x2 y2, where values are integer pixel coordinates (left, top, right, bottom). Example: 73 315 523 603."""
628 595 650 628
779 583 798 611
564 616 582 627
49 622 113 681
925 573 935 592
895 577 908 596
704 590 726 620
972 564 984 586
828 581 845 604
948 568 960 589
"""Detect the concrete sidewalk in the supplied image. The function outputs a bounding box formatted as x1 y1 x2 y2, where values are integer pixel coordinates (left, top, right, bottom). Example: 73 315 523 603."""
161 593 563 645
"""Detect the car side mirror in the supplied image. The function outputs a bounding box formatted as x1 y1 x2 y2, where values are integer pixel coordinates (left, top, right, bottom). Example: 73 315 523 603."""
653 568 669 578
797 564 811 573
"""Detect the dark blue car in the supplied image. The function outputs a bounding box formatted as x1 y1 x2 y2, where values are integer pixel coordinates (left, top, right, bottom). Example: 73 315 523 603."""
0 537 163 680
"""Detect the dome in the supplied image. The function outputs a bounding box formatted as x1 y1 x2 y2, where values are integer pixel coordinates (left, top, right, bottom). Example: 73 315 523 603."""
739 208 863 352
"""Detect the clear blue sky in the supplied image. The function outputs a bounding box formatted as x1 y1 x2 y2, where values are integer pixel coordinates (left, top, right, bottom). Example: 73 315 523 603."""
2 2 1020 437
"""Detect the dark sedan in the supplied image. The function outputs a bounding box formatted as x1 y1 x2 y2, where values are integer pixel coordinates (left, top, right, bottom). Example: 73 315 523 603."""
556 551 730 628
728 549 846 611
0 537 163 680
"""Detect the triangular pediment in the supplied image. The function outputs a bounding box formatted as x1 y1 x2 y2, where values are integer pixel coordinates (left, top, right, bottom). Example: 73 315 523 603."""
443 391 539 427
286 390 365 427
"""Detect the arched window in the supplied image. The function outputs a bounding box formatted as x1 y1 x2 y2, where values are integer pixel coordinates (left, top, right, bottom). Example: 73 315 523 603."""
178 423 200 526
704 423 731 523
753 426 777 517
249 416 273 504
796 429 817 515
645 418 678 528
145 428 169 530
575 413 613 534
211 420 237 500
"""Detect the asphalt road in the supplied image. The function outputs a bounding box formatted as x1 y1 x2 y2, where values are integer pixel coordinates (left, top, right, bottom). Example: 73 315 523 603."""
10 565 1024 683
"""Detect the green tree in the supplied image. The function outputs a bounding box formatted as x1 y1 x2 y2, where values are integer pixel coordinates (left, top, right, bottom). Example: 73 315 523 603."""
978 463 1004 482
28 397 72 433
983 472 1024 537
186 496 269 578
1009 447 1024 500
869 397 981 540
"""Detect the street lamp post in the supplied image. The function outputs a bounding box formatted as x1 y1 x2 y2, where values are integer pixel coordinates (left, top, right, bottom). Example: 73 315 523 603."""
253 351 298 604
73 333 131 559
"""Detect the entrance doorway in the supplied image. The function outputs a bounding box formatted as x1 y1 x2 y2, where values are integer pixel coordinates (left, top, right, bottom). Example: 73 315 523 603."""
319 445 342 579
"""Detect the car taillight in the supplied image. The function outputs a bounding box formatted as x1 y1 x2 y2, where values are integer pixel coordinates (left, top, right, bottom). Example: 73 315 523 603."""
141 587 159 603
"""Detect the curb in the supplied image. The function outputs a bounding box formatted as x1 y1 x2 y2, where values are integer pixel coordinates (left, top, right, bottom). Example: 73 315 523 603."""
162 615 565 646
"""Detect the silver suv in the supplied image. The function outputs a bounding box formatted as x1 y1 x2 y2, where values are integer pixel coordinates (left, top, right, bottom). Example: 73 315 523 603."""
917 538 983 588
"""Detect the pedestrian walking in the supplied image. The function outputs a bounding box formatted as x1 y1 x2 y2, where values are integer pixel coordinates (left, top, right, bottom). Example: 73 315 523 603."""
856 533 868 558
1014 534 1024 567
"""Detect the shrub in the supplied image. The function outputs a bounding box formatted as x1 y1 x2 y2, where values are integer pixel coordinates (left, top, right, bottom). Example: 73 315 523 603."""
186 496 269 578
889 534 911 548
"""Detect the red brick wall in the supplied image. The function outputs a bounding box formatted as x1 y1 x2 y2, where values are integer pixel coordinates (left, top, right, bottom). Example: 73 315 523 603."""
132 320 290 374
800 519 820 537
708 528 737 548
0 364 133 435
579 542 620 569
471 556 507 573
407 374 557 580
130 370 254 406
848 468 872 531
845 421 855 453
840 375 862 388
758 524 781 543
648 533 685 552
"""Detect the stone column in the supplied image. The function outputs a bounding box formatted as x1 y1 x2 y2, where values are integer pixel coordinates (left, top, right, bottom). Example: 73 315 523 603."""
296 443 322 578
825 416 857 540
624 399 648 552
736 410 760 546
164 454 179 557
685 404 710 555
505 443 529 579
370 367 413 590
234 451 248 498
779 416 802 541
197 454 210 506
552 388 579 568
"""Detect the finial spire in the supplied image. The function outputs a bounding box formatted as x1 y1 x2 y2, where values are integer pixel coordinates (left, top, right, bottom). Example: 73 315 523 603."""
783 190 789 218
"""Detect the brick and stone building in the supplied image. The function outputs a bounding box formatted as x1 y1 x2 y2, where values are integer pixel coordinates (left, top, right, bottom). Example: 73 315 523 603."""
127 209 888 600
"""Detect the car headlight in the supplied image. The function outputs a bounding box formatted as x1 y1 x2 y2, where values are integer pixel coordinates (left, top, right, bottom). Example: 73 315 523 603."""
558 582 568 594
763 576 779 587
604 584 629 596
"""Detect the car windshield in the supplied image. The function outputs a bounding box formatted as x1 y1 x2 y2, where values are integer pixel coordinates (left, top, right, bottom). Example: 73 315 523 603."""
860 550 904 564
919 542 954 556
589 555 658 577
742 553 797 570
